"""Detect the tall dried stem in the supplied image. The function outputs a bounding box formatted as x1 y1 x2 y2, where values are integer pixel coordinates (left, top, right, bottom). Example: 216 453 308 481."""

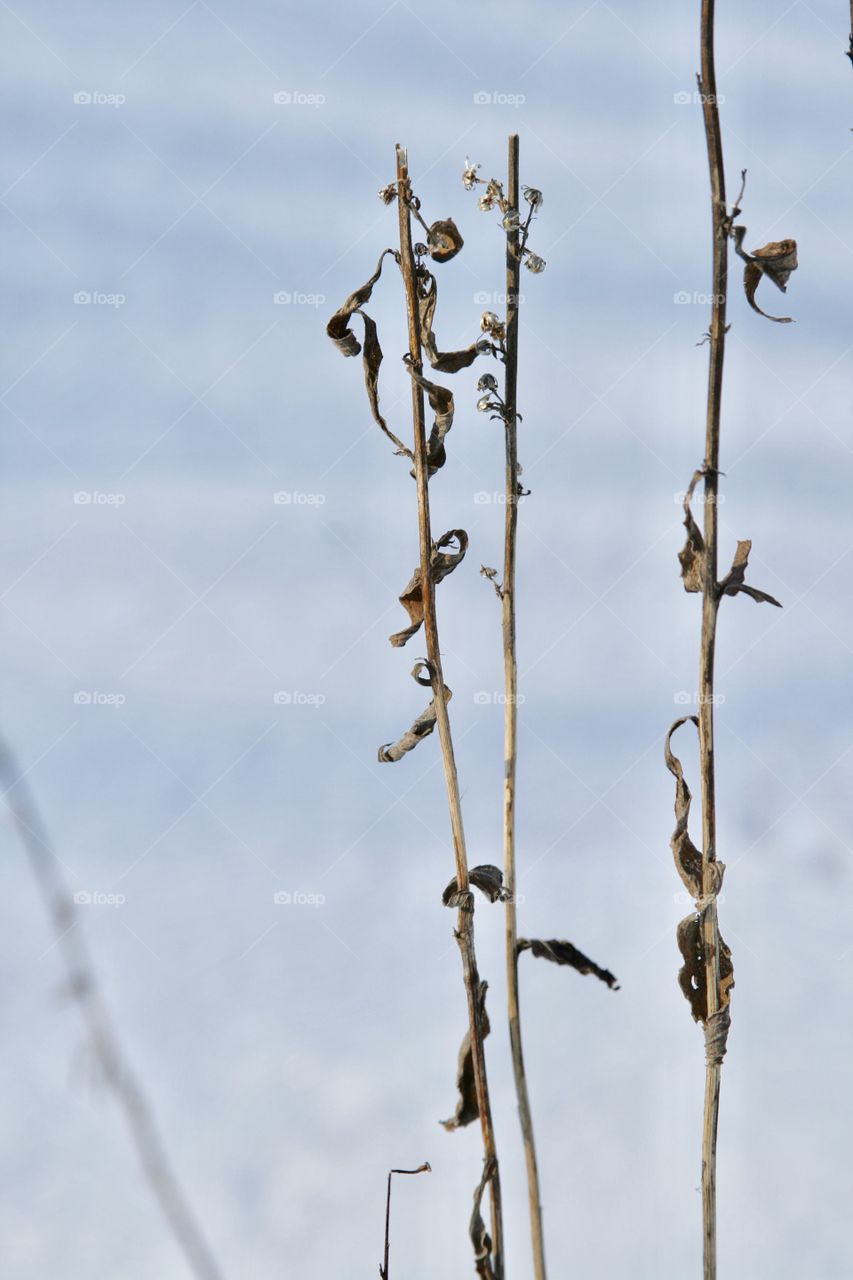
698 4 726 1275
501 133 546 1280
395 144 504 1280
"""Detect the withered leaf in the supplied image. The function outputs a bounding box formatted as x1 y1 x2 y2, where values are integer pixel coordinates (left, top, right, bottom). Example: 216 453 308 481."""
326 250 413 461
418 273 484 373
469 1157 496 1280
679 469 706 593
676 913 734 1028
390 530 468 648
718 540 782 607
378 664 452 763
405 359 456 476
442 864 506 908
427 218 464 263
441 981 490 1131
665 716 703 898
734 227 798 323
517 938 619 990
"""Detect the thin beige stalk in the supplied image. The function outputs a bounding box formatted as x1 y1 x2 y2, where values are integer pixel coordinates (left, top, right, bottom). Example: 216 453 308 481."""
502 133 546 1280
395 144 504 1280
698 3 726 1275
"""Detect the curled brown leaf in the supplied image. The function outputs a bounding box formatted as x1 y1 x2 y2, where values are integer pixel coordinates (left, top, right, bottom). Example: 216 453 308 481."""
718 539 782 607
734 227 798 323
441 981 490 1131
390 530 468 648
516 938 619 990
418 273 484 373
676 913 734 1027
427 218 464 263
665 715 703 897
378 663 452 763
678 469 706 594
469 1157 496 1280
442 864 506 908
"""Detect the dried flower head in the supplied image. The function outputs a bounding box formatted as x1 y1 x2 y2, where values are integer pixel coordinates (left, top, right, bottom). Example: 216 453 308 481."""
427 218 464 263
476 395 494 413
480 311 500 332
477 373 498 392
523 252 546 275
475 337 493 354
523 185 543 210
478 193 495 212
414 242 429 257
462 157 481 190
502 208 520 231
378 182 398 205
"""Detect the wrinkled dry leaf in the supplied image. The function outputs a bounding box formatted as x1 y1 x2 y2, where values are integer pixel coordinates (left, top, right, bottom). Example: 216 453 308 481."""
734 227 798 323
665 716 703 897
480 565 503 600
469 1157 496 1280
390 530 468 648
326 250 413 461
719 539 782 607
517 938 619 990
418 273 483 373
441 981 490 1131
442 864 506 908
427 218 464 263
378 664 452 763
679 469 706 593
676 913 735 1026
405 360 456 476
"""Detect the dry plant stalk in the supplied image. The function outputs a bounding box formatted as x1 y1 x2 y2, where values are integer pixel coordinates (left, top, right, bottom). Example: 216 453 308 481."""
666 6 796 1277
379 1162 431 1279
0 737 225 1280
394 144 504 1280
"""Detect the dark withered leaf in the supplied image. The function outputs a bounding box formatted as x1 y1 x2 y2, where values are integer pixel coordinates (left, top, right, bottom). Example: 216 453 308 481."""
442 864 506 908
676 913 735 1025
427 218 463 263
734 227 798 323
665 716 703 898
378 664 451 763
441 981 490 1131
719 540 782 607
517 938 619 990
679 469 706 593
405 359 456 476
469 1157 496 1280
418 273 483 373
390 530 468 648
326 250 414 460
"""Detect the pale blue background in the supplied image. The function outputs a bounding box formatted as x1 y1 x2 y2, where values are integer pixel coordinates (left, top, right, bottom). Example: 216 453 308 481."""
1 2 851 1277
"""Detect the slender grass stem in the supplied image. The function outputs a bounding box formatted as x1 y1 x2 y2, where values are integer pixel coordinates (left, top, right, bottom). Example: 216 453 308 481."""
698 4 727 1275
501 133 546 1280
395 143 504 1280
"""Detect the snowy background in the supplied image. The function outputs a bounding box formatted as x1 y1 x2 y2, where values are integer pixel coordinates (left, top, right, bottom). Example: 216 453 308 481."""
1 1 852 1277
